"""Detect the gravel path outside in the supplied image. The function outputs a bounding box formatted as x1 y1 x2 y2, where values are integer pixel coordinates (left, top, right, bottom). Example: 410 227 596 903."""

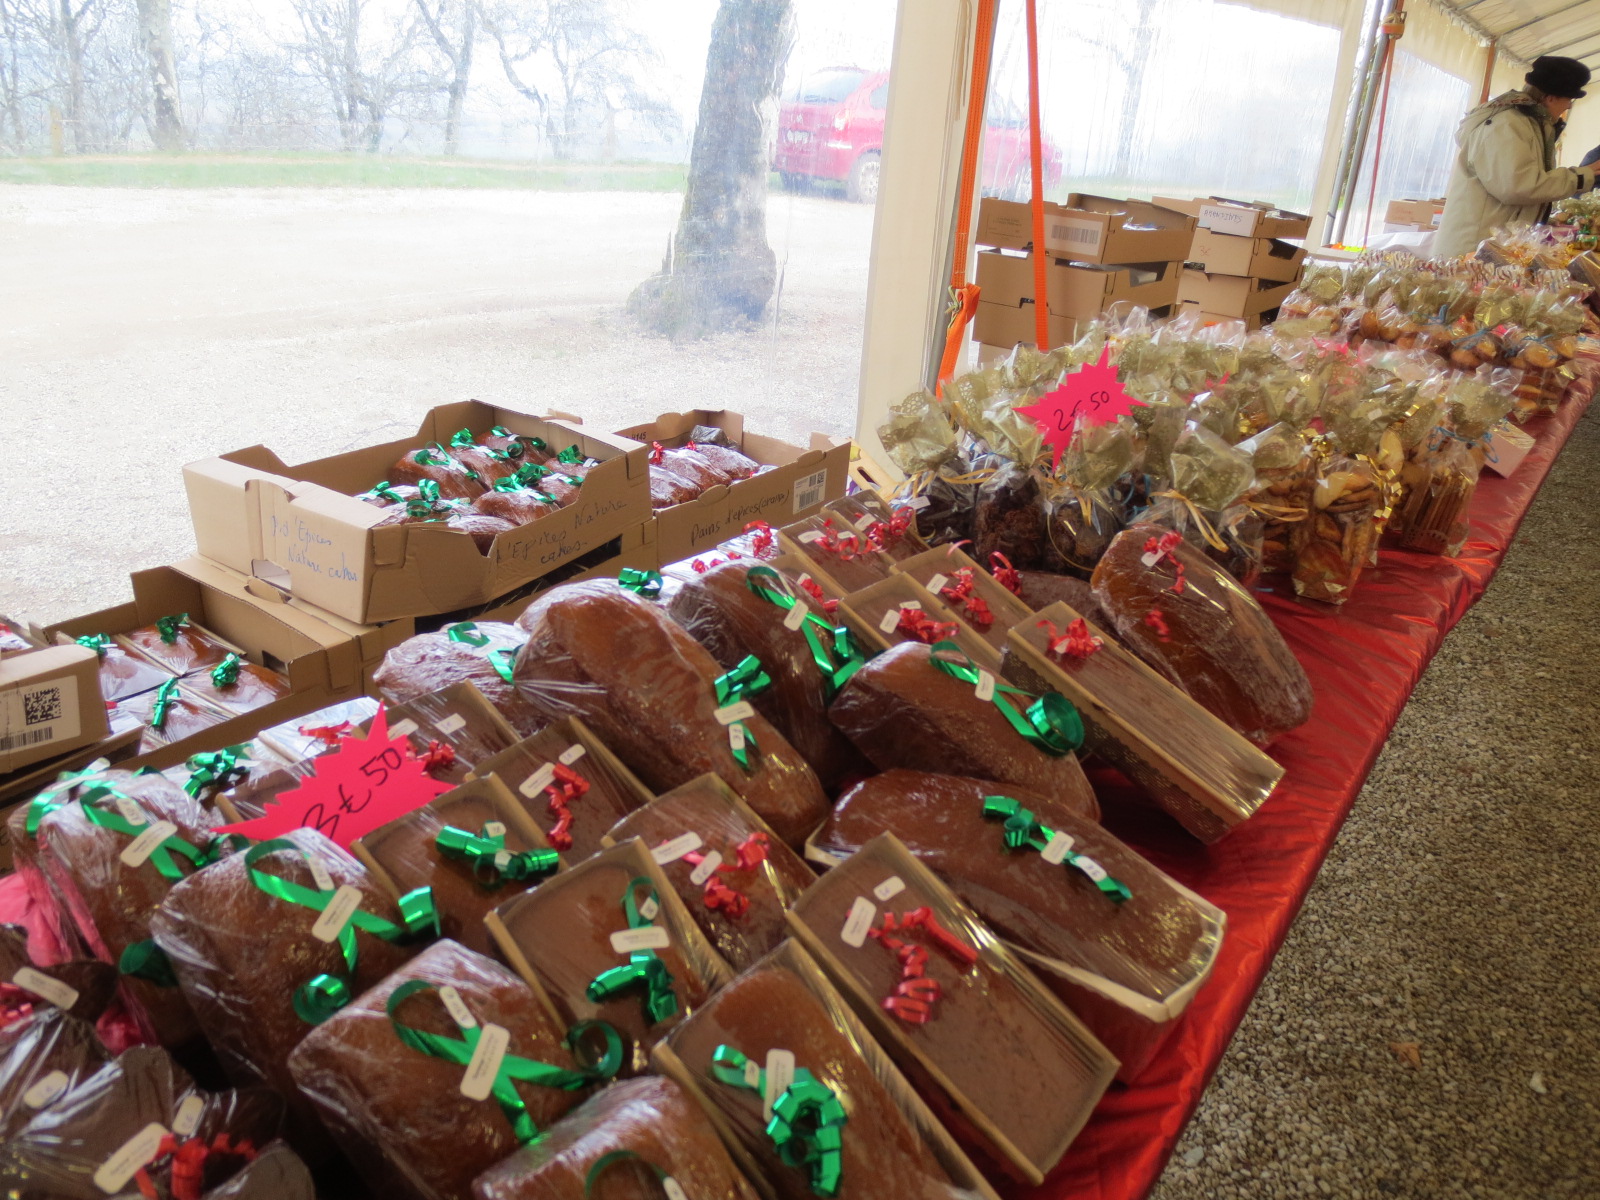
1150 404 1600 1200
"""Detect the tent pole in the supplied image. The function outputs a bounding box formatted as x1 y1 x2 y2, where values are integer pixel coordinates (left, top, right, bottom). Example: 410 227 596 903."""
1325 0 1389 246
1481 38 1498 103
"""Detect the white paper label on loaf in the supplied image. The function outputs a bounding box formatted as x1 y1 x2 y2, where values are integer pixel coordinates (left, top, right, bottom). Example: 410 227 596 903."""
975 670 996 702
558 744 587 766
783 601 809 631
460 1023 510 1102
119 820 178 870
14 966 79 1011
840 897 876 948
877 608 901 633
1041 831 1076 865
743 1058 761 1088
853 512 877 531
873 876 906 902
172 1094 205 1137
439 985 478 1029
306 855 335 894
727 724 746 753
112 794 148 827
483 821 506 840
902 600 922 611
663 1178 689 1200
652 832 703 864
763 1048 796 1121
22 1069 69 1110
690 850 723 886
714 701 756 726
929 574 951 595
493 850 512 872
0 675 80 755
610 925 670 954
311 885 363 943
1074 855 1109 883
436 713 467 735
639 895 660 922
798 530 826 543
520 763 556 798
95 1122 168 1194
1140 549 1162 568
389 719 419 739
906 496 930 511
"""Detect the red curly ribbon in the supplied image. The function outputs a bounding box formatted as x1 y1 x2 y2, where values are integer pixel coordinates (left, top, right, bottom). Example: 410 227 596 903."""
896 607 959 644
420 740 457 774
1039 617 1102 660
683 832 770 919
743 520 775 554
298 721 351 747
962 594 994 629
0 984 37 1027
796 575 839 617
989 552 1023 595
1144 609 1172 641
691 558 711 573
817 519 865 561
136 1132 259 1200
938 567 976 603
865 506 915 551
868 907 979 1026
650 441 665 465
543 763 591 851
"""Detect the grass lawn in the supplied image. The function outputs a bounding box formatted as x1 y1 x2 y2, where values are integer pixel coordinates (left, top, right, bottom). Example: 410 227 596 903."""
0 154 691 190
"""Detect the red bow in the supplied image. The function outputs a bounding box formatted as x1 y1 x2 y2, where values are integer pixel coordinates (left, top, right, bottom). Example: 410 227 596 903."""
420 740 456 774
817 519 865 561
743 520 775 555
298 721 351 748
868 906 979 1025
1143 532 1187 594
136 1132 259 1200
962 594 994 630
938 567 976 603
0 984 36 1027
796 575 839 617
650 441 665 465
896 607 958 644
1144 608 1172 641
1038 617 1102 660
865 506 914 551
543 763 591 851
683 832 770 919
989 552 1023 595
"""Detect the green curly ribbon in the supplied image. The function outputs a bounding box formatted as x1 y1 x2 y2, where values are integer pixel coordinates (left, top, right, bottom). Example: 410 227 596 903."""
447 622 491 648
557 444 584 465
435 823 559 887
149 678 180 731
527 437 548 453
23 762 110 837
584 1151 673 1197
119 940 178 988
512 462 552 486
981 795 1132 904
745 566 866 701
211 653 242 688
713 656 771 772
75 633 112 658
184 746 250 798
413 444 455 468
709 1045 847 1197
244 838 438 1024
927 640 1083 755
586 876 677 1025
450 428 478 449
77 785 225 880
491 473 557 503
386 979 623 1143
617 568 663 599
155 614 190 645
563 474 584 487
488 649 517 685
363 481 405 504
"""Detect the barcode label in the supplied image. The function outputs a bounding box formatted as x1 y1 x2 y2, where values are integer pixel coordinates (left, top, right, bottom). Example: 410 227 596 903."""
793 469 828 514
0 726 54 751
1 675 80 755
1049 217 1103 254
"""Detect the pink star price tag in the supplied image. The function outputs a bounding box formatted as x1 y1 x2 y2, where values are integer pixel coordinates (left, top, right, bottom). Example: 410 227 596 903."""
1014 348 1144 468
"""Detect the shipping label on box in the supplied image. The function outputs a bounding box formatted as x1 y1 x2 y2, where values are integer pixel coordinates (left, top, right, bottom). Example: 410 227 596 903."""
0 646 107 775
1155 197 1311 241
976 196 1194 265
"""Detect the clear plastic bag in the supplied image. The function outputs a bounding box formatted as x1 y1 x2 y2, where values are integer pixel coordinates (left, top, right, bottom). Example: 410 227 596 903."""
1237 423 1314 575
972 461 1051 570
1290 454 1382 605
374 622 545 740
0 1008 109 1140
383 680 520 786
256 697 381 763
0 924 118 1028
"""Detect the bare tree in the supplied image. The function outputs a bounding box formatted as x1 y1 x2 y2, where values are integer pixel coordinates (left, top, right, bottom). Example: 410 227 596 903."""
629 0 793 337
134 0 179 148
289 0 433 152
413 0 472 154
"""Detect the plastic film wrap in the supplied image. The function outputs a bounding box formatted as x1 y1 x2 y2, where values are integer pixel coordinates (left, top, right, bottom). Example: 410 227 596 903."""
375 623 546 740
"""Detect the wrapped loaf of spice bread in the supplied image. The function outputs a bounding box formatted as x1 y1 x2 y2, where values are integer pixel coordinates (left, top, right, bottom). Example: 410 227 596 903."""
0 1009 109 1139
355 778 558 959
177 655 293 718
661 943 993 1200
666 559 873 791
787 832 1116 1183
472 1075 760 1200
474 474 561 526
384 681 521 787
445 429 525 488
289 940 620 1200
488 841 732 1075
822 493 929 562
815 771 1226 1080
150 829 429 1157
203 1141 317 1200
257 697 381 762
602 775 815 973
1091 524 1313 745
73 634 173 701
779 514 896 594
119 681 233 752
170 740 295 811
892 546 1034 656
827 640 1099 821
121 615 234 676
0 925 118 1028
388 444 488 500
513 581 829 848
35 775 225 1050
376 622 547 739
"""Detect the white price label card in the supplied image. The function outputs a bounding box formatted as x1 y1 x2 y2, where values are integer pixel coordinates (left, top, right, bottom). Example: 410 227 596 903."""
663 1178 689 1200
436 713 467 735
172 1094 205 1137
306 856 335 894
714 701 756 726
112 795 148 827
783 601 809 631
927 573 949 595
14 967 79 1011
493 850 513 872
639 895 660 922
1141 549 1163 568
95 1122 168 1194
907 496 930 510
763 1049 796 1121
1041 831 1076 865
559 744 587 766
902 600 923 611
878 608 902 633
728 725 746 753
389 718 419 739
975 670 996 702
482 821 506 839
119 820 177 870
22 1070 69 1110
311 885 363 943
610 926 670 954
1074 856 1109 883
840 897 876 948
520 763 557 797
743 1058 761 1088
853 512 877 531
652 832 703 864
439 985 478 1029
873 876 906 902
798 530 826 544
460 1023 510 1102
690 850 723 886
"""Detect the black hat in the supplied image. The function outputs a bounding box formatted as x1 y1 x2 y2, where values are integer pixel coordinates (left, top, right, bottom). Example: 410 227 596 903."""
1526 55 1590 100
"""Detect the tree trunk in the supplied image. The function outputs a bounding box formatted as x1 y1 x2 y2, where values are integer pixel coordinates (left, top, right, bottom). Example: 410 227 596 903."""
1108 0 1160 178
135 0 183 150
443 2 472 155
57 0 86 152
628 0 792 338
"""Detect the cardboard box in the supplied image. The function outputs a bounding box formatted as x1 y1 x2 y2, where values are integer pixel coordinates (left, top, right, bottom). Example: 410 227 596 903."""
615 410 849 564
975 249 1182 348
1385 198 1445 228
41 557 408 771
1 646 110 775
1177 305 1268 332
1155 196 1311 241
1187 229 1306 283
183 401 651 625
975 195 1195 265
1178 269 1296 321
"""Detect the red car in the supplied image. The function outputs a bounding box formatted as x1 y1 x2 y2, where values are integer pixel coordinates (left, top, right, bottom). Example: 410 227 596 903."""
772 67 1063 203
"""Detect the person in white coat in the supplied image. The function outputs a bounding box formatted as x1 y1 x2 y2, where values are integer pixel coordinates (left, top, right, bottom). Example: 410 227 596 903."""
1433 56 1595 259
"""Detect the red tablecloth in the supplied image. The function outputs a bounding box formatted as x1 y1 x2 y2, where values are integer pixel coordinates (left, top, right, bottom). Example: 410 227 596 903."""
1028 378 1596 1200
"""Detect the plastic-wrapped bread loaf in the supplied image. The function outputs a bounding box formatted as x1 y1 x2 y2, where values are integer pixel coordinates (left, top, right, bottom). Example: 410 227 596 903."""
203 1141 318 1200
376 622 547 739
448 512 518 553
602 775 815 972
178 658 293 717
471 1075 761 1200
815 770 1225 1080
0 926 118 1026
827 640 1099 821
78 636 174 701
666 559 873 791
388 444 488 500
121 617 233 676
474 485 559 526
384 681 521 787
512 581 829 847
0 1009 109 1139
689 441 759 481
1090 524 1313 745
289 940 613 1200
150 828 425 1157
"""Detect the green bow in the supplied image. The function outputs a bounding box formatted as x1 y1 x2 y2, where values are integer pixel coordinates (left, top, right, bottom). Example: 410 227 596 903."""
211 653 242 688
745 566 866 701
450 428 478 449
713 655 771 772
709 1045 847 1197
364 481 405 504
184 746 251 798
387 979 623 1143
75 633 113 658
927 641 1083 755
981 795 1132 904
487 426 527 460
149 678 180 731
435 823 559 887
245 839 438 1024
155 614 190 645
78 785 224 881
491 473 556 503
583 1151 674 1198
585 876 677 1025
445 622 518 684
119 940 178 988
511 462 552 486
23 762 110 837
557 444 584 465
413 443 456 468
617 568 663 599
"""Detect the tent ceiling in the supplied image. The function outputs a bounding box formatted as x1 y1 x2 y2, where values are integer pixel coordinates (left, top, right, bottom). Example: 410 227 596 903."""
1445 0 1600 68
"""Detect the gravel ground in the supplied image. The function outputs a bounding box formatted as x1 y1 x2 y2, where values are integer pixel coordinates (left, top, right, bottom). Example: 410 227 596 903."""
1151 404 1600 1200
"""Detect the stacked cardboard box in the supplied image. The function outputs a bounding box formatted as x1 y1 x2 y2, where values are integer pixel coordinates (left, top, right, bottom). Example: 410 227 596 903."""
972 195 1195 357
1157 198 1311 330
1383 197 1446 234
